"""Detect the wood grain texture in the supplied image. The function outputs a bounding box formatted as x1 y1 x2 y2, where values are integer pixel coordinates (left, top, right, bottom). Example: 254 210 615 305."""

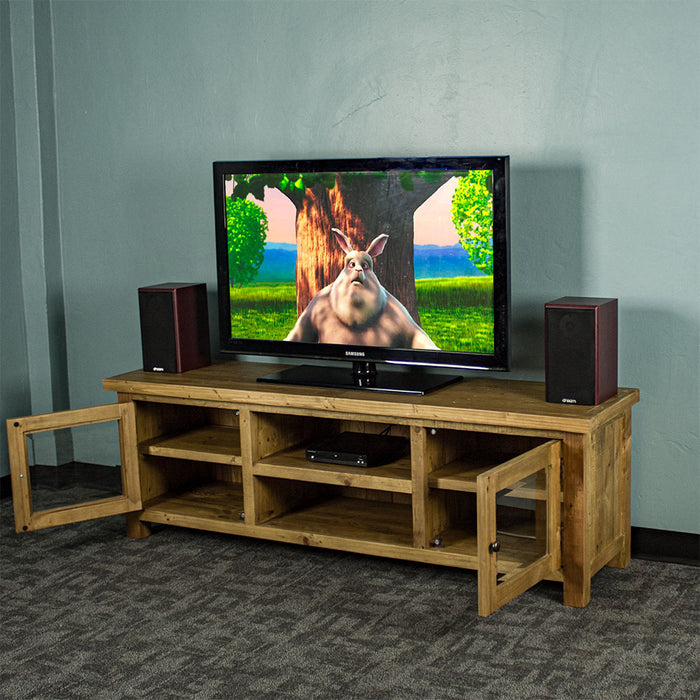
6 359 639 616
142 425 243 465
104 361 639 435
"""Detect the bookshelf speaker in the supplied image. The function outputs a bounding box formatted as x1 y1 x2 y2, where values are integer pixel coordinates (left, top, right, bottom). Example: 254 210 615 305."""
545 297 618 405
138 283 210 373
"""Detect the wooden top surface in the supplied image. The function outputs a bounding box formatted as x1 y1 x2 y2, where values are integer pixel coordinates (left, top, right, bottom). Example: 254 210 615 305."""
104 361 639 435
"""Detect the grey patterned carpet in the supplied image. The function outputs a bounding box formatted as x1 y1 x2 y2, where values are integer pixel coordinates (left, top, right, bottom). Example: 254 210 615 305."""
1 485 698 699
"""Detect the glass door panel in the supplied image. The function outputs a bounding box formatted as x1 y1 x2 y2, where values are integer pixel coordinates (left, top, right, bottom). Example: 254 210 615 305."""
7 403 141 532
477 440 561 616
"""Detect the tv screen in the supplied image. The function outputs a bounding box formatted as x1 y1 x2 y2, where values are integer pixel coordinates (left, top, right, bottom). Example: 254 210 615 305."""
214 156 510 394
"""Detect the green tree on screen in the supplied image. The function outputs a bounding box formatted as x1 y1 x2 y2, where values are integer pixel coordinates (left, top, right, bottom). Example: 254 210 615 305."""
226 170 452 322
451 171 494 275
226 197 268 286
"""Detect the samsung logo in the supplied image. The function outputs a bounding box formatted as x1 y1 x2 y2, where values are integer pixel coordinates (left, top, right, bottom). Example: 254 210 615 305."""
562 398 577 404
345 351 365 357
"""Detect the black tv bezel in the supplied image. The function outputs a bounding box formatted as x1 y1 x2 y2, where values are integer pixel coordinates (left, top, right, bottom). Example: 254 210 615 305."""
213 155 510 376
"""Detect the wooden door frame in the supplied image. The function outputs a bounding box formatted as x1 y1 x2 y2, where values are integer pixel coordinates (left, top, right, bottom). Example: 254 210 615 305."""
477 440 561 616
6 403 141 532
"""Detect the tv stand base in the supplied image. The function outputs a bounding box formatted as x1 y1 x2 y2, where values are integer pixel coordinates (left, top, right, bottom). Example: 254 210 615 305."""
7 360 639 616
257 361 463 395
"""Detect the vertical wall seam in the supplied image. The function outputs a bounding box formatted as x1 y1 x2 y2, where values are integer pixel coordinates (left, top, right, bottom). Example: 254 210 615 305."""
34 0 74 462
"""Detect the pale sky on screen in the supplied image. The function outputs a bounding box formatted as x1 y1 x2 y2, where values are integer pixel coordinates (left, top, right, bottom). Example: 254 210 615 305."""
226 178 461 246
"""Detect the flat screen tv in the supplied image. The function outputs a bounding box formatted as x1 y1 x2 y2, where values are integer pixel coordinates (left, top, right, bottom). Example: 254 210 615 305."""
214 156 510 394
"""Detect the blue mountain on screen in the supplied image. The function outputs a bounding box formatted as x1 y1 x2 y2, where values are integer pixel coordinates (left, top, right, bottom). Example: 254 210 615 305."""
256 242 483 283
414 244 484 278
257 242 297 282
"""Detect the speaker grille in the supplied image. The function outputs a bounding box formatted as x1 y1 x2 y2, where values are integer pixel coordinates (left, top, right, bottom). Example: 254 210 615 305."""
139 289 177 372
546 308 596 404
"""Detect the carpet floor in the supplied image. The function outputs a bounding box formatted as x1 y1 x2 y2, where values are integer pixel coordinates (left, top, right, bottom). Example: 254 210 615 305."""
1 488 698 699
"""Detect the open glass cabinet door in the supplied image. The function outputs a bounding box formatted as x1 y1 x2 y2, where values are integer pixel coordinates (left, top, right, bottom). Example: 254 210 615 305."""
6 403 141 532
476 440 562 617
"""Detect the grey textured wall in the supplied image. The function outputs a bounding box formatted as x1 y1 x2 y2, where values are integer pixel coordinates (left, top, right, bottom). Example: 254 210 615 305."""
3 0 698 534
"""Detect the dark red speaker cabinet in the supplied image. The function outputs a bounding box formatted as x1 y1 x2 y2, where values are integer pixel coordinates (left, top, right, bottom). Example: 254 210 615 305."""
545 297 618 405
138 283 210 373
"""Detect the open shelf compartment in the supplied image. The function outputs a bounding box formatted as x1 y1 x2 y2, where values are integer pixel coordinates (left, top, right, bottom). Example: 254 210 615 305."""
142 425 242 465
141 480 246 534
261 494 414 548
136 402 243 465
254 445 412 493
253 476 414 550
130 402 245 531
249 411 412 493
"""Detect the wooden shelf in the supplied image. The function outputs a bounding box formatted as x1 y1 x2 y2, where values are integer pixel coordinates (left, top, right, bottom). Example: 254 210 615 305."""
141 425 242 465
141 481 245 532
428 452 507 492
430 463 548 500
260 495 414 549
254 446 412 493
429 443 554 501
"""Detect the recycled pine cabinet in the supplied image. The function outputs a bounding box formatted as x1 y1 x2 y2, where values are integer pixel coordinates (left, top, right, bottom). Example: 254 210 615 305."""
7 361 639 616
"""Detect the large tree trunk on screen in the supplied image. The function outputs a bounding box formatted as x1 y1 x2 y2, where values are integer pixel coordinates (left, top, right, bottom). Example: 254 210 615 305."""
292 172 449 324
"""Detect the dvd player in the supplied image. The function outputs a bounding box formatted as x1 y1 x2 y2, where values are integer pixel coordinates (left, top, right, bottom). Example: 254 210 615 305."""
305 431 408 468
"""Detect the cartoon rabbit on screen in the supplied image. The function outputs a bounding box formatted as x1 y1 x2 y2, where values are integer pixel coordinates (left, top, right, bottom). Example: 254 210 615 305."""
285 228 438 349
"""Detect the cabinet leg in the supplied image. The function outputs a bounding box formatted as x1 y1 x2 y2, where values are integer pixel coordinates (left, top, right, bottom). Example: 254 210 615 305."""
126 512 151 539
606 410 633 569
563 572 591 608
606 544 631 569
561 434 592 608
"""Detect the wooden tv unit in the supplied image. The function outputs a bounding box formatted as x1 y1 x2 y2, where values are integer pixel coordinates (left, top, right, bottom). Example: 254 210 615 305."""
7 361 639 616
